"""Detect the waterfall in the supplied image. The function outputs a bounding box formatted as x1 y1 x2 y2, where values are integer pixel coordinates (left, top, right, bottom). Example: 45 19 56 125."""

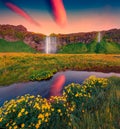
97 32 101 43
45 36 57 54
45 36 50 54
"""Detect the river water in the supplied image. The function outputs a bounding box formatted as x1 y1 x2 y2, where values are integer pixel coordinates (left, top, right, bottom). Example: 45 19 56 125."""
0 71 120 106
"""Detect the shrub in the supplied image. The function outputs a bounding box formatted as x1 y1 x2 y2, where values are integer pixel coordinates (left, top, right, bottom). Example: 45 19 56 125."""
63 76 109 116
29 70 54 81
0 94 51 129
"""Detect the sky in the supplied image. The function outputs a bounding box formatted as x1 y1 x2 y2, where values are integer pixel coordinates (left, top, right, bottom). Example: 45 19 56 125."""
0 0 120 35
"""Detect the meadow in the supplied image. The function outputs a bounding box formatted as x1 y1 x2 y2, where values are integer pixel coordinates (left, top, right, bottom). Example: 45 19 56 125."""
0 53 120 85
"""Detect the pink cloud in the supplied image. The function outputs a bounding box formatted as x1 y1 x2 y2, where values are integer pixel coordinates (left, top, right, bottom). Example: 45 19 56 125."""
5 2 41 27
51 0 67 27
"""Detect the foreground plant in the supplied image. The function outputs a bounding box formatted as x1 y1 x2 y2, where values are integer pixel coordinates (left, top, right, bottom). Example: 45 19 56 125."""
63 76 109 116
0 76 117 129
0 95 51 129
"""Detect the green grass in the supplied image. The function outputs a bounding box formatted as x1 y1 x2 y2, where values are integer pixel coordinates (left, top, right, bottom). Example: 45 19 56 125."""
76 76 120 129
0 53 120 86
58 41 120 54
0 39 36 53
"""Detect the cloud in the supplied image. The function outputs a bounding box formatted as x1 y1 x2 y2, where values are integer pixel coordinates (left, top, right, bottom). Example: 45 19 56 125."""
50 0 67 27
3 0 41 27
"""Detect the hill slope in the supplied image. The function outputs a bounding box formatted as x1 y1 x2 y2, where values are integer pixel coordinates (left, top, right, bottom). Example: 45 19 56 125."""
0 39 37 52
58 41 120 54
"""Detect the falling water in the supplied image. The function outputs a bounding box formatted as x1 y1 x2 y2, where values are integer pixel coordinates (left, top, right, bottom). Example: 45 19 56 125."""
97 32 101 43
45 36 50 54
45 36 57 54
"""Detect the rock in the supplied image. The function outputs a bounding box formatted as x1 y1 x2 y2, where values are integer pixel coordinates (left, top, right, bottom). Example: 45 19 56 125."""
0 24 45 51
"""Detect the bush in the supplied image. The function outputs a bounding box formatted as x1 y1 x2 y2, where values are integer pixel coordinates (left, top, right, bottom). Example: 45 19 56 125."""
29 70 54 81
63 76 109 116
0 95 51 129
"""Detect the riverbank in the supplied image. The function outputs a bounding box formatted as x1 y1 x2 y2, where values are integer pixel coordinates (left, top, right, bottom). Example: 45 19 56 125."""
0 53 120 86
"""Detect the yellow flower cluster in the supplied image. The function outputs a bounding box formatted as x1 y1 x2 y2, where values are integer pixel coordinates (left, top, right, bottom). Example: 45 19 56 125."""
83 75 108 88
0 94 52 129
0 76 109 129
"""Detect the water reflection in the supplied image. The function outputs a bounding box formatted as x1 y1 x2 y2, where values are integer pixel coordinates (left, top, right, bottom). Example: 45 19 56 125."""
49 74 65 97
0 71 120 106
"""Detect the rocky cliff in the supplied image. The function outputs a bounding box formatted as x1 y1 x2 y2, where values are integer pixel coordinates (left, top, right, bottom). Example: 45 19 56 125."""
102 29 120 44
56 29 120 46
0 24 120 51
0 24 45 51
56 32 97 47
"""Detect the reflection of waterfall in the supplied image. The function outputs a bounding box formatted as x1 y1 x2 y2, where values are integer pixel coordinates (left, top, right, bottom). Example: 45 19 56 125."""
97 32 101 43
45 36 57 54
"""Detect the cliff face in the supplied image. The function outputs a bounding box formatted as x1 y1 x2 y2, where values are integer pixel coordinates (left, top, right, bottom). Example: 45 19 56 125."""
57 29 120 46
0 24 27 42
0 24 120 52
102 29 120 44
57 32 97 47
23 32 45 51
0 24 45 51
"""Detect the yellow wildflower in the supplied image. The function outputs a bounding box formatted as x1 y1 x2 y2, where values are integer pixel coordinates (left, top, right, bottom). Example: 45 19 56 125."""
18 112 22 118
51 108 54 111
57 109 61 113
25 111 28 115
21 123 25 128
12 122 16 125
4 112 8 115
38 114 44 119
75 93 79 97
35 123 40 129
45 112 49 117
14 125 18 129
45 119 48 122
38 120 41 125
0 118 3 122
21 108 25 113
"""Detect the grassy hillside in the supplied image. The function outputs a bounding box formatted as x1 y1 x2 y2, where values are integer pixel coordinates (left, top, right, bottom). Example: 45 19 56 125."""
58 41 120 54
0 39 37 53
